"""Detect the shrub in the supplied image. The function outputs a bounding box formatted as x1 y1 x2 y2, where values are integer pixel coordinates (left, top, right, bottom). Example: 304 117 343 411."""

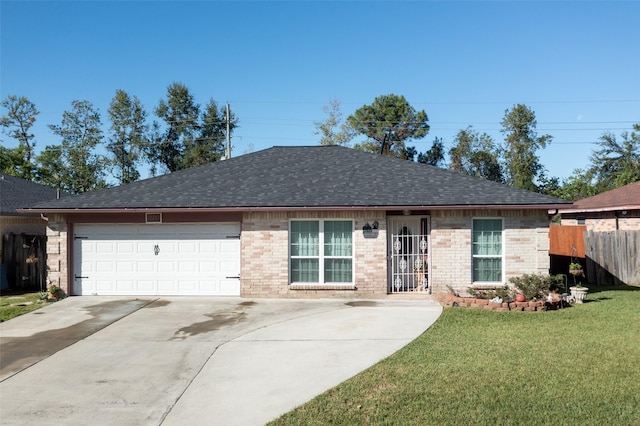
509 273 564 300
467 285 513 300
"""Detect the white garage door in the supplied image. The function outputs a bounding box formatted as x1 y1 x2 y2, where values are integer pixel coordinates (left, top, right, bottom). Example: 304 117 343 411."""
73 223 241 296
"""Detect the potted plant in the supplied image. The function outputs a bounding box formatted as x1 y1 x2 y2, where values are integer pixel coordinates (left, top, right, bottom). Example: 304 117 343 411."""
569 262 584 277
414 258 427 286
568 263 588 303
47 284 60 301
570 282 589 304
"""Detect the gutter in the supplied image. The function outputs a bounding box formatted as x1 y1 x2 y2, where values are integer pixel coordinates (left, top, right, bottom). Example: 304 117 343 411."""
18 203 572 215
558 205 640 214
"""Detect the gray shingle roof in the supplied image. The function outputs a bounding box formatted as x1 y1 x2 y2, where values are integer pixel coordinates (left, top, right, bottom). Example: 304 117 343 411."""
0 174 64 215
26 146 571 210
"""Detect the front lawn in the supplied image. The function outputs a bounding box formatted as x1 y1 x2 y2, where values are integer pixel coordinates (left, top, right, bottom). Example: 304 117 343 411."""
0 291 47 322
271 286 640 425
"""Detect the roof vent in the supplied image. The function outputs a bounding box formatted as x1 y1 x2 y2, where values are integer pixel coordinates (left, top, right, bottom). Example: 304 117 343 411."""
146 213 162 224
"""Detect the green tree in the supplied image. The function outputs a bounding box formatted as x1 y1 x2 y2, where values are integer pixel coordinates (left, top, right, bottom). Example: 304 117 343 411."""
151 82 200 172
0 95 39 179
549 168 597 201
48 100 108 193
590 124 640 191
449 127 503 182
500 104 552 191
34 145 65 189
0 145 28 176
314 98 353 146
182 99 236 167
347 94 429 158
107 90 149 184
417 137 445 167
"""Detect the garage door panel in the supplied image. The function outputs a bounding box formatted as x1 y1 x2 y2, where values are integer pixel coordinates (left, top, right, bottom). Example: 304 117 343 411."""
96 261 115 273
137 280 155 293
117 261 135 273
116 242 135 253
74 223 240 296
157 261 176 273
219 279 241 295
137 261 154 273
96 279 116 293
179 261 197 273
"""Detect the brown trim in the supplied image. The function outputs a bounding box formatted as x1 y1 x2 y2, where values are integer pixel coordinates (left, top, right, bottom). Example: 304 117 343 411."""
558 205 640 214
64 211 242 223
67 221 74 296
20 203 570 215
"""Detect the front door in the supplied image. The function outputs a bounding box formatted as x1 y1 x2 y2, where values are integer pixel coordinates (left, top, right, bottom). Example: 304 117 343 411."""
388 216 430 293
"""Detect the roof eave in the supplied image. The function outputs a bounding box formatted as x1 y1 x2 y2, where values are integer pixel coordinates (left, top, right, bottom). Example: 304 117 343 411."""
19 203 570 215
558 204 640 214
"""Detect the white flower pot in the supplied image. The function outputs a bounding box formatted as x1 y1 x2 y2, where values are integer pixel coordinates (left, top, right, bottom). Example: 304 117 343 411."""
570 286 589 304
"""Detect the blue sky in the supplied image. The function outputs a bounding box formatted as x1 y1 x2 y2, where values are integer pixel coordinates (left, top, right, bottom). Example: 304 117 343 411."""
1 1 638 182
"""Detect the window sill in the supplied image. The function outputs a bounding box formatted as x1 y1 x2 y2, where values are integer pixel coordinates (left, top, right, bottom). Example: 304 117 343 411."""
471 282 505 289
290 284 357 291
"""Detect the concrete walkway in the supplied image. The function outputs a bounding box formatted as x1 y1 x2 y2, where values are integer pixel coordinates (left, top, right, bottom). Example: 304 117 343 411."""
0 296 442 425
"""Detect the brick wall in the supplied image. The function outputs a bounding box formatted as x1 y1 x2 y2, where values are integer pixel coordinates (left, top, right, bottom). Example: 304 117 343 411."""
241 210 388 298
431 210 550 295
561 210 640 231
45 215 69 294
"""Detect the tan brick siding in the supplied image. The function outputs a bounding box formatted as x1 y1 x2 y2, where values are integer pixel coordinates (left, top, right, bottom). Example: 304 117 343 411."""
45 215 69 294
241 210 388 298
45 208 551 299
562 215 640 231
431 210 550 295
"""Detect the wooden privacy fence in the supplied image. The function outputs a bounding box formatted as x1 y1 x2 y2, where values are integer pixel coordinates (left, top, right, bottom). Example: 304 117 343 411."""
1 233 47 291
585 230 640 286
549 225 586 257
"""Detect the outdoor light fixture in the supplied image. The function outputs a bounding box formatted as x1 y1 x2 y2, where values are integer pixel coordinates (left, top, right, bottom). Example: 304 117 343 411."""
362 221 379 238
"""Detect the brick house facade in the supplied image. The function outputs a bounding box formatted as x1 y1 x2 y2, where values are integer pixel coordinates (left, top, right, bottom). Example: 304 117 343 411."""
23 146 569 298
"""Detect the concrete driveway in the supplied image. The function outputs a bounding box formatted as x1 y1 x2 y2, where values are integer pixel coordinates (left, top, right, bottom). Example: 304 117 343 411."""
0 296 442 425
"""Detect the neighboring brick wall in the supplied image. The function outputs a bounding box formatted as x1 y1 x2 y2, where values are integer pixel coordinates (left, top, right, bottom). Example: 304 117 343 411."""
431 210 550 296
0 216 47 261
241 210 387 298
561 211 640 231
45 215 69 294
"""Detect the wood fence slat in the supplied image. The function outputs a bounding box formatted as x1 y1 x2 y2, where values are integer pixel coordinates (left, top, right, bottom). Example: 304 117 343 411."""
585 230 640 286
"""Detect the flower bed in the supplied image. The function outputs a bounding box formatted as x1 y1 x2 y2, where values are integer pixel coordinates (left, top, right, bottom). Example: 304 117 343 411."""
438 293 560 312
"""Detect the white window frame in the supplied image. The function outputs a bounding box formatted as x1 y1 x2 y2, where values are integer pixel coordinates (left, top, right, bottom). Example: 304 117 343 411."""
289 219 354 285
471 218 504 285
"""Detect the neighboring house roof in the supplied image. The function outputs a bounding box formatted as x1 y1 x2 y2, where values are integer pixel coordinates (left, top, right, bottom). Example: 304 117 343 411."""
23 146 571 212
559 181 640 213
0 174 64 216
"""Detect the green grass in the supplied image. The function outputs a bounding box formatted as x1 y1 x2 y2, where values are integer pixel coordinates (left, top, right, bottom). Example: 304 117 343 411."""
271 286 640 425
0 291 48 322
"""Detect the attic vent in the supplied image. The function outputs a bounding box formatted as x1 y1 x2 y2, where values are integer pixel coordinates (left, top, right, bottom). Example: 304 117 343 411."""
146 213 162 224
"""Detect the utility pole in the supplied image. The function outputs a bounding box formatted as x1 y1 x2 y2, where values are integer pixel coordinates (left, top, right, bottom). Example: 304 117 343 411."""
226 102 231 159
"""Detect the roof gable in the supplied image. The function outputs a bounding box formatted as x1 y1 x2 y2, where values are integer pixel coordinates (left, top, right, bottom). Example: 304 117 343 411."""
26 146 570 211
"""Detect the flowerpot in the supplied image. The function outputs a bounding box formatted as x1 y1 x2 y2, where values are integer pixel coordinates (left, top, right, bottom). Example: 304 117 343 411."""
515 293 526 302
570 286 588 304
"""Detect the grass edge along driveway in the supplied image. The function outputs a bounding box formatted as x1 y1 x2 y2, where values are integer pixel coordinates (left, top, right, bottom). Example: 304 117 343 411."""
271 286 640 425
